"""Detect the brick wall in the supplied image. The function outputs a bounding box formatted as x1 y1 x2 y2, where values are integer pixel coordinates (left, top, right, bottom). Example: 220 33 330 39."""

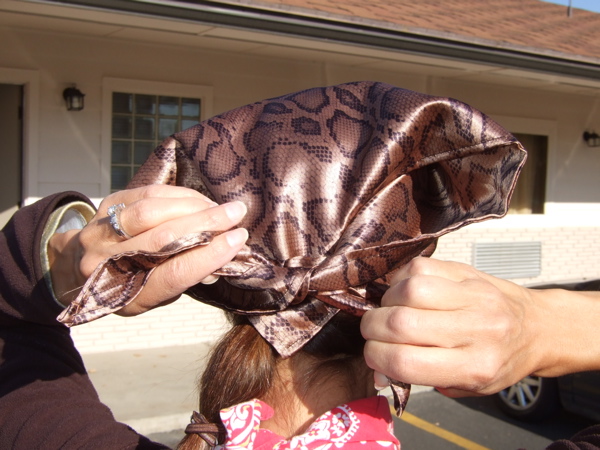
71 225 600 354
433 225 600 286
71 296 229 354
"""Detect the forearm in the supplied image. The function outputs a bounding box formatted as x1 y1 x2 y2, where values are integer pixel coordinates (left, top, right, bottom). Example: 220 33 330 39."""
48 228 87 306
0 193 165 449
0 192 95 325
532 288 600 378
44 200 96 307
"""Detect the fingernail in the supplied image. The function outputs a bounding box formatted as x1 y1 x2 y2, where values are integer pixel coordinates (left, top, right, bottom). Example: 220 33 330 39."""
374 371 391 391
225 228 249 247
200 275 220 285
223 201 247 221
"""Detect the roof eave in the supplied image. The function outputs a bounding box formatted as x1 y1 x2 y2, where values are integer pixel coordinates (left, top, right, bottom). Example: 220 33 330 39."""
40 0 600 81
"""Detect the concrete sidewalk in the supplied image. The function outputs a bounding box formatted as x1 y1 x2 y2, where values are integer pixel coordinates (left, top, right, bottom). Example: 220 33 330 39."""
81 344 212 439
81 343 433 446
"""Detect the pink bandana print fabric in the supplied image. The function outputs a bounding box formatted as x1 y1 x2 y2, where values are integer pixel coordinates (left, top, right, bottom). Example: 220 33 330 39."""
58 81 526 415
214 397 399 450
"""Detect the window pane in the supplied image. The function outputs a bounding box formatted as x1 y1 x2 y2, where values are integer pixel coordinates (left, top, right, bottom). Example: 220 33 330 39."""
182 119 198 130
135 95 156 115
135 117 155 140
112 141 132 164
112 116 132 139
112 91 202 192
134 142 155 165
113 93 132 113
182 98 200 117
111 166 131 191
159 96 179 116
159 118 178 139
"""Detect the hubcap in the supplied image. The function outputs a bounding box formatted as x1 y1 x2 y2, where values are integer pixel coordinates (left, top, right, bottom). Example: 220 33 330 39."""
498 376 542 411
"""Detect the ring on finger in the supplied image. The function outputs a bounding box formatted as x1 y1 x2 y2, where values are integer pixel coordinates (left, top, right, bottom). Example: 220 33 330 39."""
107 203 133 240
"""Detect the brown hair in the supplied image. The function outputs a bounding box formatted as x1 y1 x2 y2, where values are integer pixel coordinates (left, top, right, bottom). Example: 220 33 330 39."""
177 312 366 450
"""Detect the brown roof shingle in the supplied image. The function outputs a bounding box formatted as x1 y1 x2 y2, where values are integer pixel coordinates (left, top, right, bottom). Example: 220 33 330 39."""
223 0 600 62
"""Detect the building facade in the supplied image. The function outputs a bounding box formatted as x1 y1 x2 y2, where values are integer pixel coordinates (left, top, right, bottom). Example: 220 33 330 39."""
1 0 599 353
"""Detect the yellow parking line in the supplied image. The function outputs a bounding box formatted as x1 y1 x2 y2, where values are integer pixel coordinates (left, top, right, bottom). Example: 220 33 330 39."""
394 406 490 450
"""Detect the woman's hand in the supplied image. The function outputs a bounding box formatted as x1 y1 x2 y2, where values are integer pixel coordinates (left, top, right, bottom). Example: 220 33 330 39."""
361 257 544 397
48 185 248 315
362 257 600 397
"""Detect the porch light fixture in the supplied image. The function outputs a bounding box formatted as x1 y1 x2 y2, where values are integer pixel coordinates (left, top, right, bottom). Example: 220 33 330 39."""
583 131 600 147
63 86 85 111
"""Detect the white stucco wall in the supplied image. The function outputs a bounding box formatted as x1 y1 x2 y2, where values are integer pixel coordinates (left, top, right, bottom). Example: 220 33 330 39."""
2 27 599 208
2 21 599 353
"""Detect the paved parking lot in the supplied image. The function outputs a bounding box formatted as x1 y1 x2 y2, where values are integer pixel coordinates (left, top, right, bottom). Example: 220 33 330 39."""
395 389 595 449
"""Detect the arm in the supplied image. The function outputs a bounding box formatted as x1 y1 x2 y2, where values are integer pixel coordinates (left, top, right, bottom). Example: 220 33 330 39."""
360 257 600 398
0 192 166 449
0 187 248 449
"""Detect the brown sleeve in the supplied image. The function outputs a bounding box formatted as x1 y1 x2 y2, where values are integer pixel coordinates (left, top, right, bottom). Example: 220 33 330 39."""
0 192 169 449
546 425 600 450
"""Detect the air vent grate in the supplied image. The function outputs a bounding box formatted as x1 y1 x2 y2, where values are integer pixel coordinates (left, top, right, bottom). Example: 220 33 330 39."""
473 242 541 279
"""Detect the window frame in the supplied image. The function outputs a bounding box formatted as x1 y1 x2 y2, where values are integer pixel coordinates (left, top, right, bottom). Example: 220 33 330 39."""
469 114 557 229
508 131 548 215
101 77 213 196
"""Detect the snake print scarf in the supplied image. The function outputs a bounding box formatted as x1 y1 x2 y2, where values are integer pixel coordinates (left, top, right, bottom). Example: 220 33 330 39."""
58 81 526 415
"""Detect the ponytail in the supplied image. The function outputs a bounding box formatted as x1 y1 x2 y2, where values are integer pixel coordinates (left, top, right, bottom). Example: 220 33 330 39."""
178 318 277 449
178 311 365 449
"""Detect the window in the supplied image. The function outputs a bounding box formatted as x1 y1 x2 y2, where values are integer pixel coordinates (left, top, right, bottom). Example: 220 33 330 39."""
508 133 547 214
110 93 201 192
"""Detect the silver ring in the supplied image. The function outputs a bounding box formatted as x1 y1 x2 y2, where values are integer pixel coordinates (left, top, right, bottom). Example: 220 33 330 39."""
107 203 133 239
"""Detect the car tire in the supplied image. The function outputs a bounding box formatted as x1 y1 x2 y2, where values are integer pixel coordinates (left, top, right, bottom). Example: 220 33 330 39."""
494 376 560 421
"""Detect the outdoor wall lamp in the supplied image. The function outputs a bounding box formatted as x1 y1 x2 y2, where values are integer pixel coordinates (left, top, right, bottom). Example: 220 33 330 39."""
583 131 600 147
63 86 85 111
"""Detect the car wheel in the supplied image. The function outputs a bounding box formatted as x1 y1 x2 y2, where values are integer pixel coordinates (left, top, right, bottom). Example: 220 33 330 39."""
494 376 560 421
